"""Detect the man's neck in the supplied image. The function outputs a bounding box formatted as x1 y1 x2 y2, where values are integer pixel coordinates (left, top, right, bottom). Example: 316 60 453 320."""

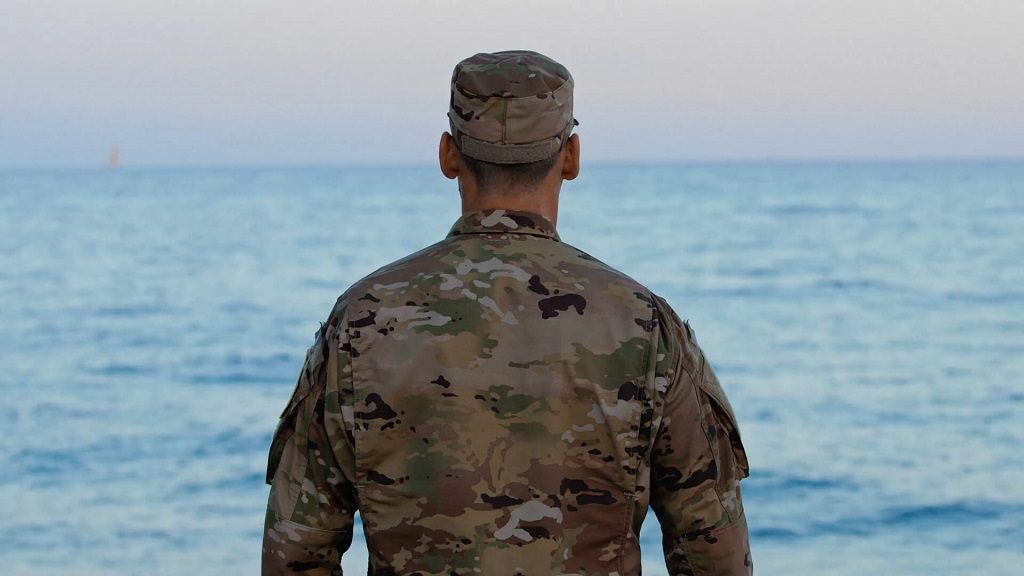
460 187 560 227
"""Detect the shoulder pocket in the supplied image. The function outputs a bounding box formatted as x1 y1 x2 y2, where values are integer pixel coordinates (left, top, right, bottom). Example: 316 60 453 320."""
699 363 749 478
279 340 326 418
266 337 328 484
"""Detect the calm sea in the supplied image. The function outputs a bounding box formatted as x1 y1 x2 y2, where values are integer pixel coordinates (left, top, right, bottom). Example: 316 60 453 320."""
1 162 1022 575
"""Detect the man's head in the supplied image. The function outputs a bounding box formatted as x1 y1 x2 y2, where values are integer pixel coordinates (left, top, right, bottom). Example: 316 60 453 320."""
440 50 580 203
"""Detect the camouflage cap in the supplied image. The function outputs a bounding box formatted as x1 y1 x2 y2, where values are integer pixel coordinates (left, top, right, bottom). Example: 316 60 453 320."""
448 50 578 164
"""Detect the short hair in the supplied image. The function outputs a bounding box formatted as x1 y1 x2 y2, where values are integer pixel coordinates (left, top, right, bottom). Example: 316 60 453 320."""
460 151 560 196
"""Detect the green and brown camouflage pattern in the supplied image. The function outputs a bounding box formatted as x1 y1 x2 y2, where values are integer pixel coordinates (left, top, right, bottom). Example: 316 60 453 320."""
448 51 577 164
264 209 751 575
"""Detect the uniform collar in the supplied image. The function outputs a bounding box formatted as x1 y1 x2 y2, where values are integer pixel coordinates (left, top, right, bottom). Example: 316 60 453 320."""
447 210 561 242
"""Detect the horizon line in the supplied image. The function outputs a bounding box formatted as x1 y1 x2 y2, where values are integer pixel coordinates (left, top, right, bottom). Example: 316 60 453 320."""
3 155 1024 172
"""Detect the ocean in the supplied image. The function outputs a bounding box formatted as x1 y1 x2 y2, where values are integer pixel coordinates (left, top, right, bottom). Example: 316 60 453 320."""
1 161 1021 575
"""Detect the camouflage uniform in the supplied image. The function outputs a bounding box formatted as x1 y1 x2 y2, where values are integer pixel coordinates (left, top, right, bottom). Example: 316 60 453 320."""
264 210 751 575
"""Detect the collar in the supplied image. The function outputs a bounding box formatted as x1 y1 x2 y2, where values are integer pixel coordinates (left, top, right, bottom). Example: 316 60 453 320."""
447 210 561 242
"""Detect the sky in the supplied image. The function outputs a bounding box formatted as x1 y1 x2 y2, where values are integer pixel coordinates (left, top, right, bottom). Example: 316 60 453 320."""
2 0 1023 167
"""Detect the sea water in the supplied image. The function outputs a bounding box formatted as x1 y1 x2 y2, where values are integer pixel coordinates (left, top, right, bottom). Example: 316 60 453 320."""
1 162 1021 575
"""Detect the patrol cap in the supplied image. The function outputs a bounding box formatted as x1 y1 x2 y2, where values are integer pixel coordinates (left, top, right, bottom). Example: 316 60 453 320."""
448 50 578 165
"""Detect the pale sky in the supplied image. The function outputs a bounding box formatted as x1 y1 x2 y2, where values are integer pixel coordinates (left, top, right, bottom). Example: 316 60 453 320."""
2 0 1022 167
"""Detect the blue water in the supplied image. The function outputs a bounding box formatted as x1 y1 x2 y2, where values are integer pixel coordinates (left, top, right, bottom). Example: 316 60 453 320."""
1 162 1022 575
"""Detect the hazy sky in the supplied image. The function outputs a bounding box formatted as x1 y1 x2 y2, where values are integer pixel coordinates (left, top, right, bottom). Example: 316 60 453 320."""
2 0 1022 167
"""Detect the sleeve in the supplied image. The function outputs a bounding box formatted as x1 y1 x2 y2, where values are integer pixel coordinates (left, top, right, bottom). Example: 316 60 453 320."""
649 297 752 576
263 300 359 576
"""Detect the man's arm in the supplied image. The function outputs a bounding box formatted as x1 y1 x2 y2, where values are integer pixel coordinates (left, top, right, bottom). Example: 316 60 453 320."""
650 297 752 575
263 304 358 575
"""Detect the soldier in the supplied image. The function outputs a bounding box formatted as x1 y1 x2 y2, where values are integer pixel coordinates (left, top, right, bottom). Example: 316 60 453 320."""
263 50 751 575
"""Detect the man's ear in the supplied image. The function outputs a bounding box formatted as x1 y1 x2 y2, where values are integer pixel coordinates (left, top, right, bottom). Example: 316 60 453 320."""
561 134 580 181
439 132 460 180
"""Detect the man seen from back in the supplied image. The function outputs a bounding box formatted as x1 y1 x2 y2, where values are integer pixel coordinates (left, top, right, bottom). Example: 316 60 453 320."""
263 50 751 575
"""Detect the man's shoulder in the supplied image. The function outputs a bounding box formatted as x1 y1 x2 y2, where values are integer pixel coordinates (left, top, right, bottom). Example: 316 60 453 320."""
561 240 652 292
334 239 452 303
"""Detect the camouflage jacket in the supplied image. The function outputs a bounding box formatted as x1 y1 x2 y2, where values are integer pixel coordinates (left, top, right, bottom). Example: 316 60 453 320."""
263 210 751 575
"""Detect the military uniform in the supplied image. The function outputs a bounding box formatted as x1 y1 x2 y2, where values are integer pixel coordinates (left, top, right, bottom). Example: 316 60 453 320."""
264 209 750 575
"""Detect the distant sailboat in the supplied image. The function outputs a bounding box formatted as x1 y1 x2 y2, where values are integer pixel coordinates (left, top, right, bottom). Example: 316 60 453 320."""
108 144 120 169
